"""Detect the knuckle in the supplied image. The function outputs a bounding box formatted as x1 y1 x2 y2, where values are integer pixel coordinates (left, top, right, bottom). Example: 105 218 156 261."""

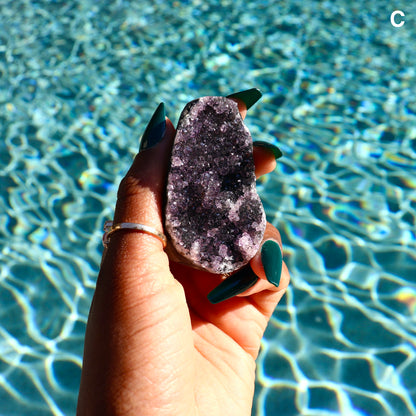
117 174 142 200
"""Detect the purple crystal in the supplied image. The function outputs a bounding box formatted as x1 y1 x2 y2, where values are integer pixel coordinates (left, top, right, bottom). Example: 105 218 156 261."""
165 96 266 274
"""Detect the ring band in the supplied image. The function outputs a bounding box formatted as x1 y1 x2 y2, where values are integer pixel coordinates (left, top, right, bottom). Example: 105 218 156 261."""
103 220 167 248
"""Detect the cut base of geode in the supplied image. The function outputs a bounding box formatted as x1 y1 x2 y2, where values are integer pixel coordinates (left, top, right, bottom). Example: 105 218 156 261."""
165 96 266 274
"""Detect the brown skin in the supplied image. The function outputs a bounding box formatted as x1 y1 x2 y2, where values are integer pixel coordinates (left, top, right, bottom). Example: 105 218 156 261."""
77 103 290 416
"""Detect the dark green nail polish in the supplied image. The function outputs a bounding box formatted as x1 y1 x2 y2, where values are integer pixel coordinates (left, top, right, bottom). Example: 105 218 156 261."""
139 103 166 151
207 266 258 304
261 240 283 287
253 141 283 160
227 88 262 110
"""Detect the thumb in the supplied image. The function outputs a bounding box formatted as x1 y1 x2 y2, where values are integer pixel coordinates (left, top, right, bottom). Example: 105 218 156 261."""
101 103 175 286
77 105 194 415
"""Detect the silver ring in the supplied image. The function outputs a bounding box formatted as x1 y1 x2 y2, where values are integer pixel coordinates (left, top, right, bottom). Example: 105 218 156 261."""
103 220 167 248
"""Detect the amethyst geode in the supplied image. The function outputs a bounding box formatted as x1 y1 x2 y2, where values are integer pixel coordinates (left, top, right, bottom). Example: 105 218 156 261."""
165 96 266 274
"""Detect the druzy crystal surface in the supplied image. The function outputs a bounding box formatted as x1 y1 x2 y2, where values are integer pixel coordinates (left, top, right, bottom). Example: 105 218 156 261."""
165 96 266 274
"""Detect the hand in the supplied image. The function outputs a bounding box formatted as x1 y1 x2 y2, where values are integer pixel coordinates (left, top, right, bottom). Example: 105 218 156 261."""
77 93 290 416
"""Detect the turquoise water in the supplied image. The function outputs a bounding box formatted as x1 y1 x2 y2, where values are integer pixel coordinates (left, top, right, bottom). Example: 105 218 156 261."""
1 0 416 415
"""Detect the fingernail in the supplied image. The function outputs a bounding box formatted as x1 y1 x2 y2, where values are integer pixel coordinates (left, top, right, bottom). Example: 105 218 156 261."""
261 240 283 287
207 266 258 304
139 103 166 151
227 88 262 110
253 141 283 160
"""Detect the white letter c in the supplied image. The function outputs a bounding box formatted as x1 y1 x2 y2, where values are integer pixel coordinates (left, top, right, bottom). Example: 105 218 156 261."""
391 10 405 27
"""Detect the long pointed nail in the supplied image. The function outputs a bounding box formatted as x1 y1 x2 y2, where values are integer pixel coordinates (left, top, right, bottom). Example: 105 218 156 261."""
207 266 258 304
227 88 262 110
253 141 283 160
261 240 283 287
139 103 166 152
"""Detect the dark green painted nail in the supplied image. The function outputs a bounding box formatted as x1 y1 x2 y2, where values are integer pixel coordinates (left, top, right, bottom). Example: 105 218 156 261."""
253 141 283 160
139 103 166 151
261 240 283 287
207 266 258 304
227 88 262 110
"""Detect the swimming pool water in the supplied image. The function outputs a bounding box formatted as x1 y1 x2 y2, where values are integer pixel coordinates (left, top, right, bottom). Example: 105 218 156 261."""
1 0 416 415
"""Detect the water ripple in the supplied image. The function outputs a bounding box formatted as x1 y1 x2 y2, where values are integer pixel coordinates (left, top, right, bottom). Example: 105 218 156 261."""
1 0 416 415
